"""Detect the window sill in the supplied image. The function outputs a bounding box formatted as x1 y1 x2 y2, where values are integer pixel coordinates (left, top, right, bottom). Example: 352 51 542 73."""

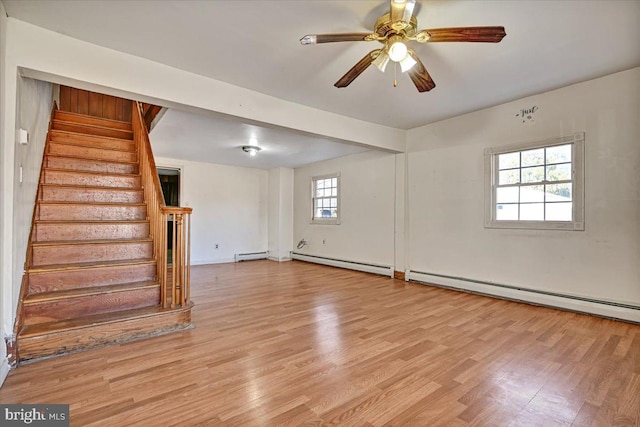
485 220 584 231
310 219 341 225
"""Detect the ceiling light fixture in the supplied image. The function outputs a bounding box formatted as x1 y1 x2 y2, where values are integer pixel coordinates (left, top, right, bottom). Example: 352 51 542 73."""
399 53 417 72
242 145 261 157
372 50 390 72
388 39 408 62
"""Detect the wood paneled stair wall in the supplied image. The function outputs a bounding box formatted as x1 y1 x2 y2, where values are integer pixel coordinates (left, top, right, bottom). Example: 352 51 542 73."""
14 97 192 363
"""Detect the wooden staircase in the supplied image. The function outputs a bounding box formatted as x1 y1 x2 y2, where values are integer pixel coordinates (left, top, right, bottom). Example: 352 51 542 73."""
15 105 192 363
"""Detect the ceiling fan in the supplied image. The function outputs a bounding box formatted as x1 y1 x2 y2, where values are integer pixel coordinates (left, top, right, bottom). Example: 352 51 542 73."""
300 0 506 92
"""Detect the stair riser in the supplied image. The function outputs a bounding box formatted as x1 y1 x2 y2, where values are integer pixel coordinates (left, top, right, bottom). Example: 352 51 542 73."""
53 120 133 140
32 241 153 266
18 307 191 362
38 204 147 221
49 143 137 163
50 132 135 152
46 156 138 174
34 222 149 242
43 170 140 189
28 263 156 293
54 111 132 131
41 186 143 203
23 287 160 326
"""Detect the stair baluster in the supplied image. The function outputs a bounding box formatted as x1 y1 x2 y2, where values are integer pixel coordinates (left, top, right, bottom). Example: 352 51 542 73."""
132 102 192 308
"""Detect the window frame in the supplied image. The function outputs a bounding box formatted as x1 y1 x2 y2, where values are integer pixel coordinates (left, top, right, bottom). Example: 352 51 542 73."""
484 133 585 231
310 173 341 225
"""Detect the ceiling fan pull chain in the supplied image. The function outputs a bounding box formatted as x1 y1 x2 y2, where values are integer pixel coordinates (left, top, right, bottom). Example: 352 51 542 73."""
394 62 398 88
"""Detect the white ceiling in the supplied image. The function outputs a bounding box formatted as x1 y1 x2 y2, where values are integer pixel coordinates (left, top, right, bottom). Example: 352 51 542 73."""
4 0 640 167
149 108 369 169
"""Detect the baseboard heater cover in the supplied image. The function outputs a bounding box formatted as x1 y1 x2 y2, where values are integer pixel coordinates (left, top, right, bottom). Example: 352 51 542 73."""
291 252 393 278
407 270 640 324
235 252 268 262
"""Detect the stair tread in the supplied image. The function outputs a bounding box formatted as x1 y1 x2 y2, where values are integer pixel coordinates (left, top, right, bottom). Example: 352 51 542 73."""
18 305 191 338
28 258 156 273
39 201 146 206
45 168 140 178
55 111 132 127
52 120 134 136
32 237 153 247
47 154 138 166
24 281 160 304
36 219 149 224
41 183 143 192
50 131 135 148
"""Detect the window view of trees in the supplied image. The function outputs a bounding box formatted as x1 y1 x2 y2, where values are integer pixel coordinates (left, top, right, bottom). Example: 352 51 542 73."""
496 144 573 221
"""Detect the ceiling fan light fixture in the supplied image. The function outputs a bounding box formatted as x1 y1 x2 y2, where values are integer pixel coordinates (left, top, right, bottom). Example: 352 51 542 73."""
242 145 261 157
372 50 390 72
388 40 408 62
399 54 417 72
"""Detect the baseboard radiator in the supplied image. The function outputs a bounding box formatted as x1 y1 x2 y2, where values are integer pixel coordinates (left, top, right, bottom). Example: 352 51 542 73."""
291 252 394 278
407 270 640 324
235 251 268 262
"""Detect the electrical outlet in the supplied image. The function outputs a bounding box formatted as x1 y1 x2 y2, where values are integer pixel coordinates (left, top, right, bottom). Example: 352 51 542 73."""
215 243 219 249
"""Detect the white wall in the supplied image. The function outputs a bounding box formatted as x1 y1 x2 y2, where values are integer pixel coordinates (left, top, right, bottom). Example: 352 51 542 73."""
268 167 294 261
406 68 640 307
0 0 10 386
294 151 396 267
155 157 268 265
12 76 52 309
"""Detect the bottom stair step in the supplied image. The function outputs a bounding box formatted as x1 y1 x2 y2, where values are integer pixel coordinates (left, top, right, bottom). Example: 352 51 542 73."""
18 304 193 362
22 282 161 326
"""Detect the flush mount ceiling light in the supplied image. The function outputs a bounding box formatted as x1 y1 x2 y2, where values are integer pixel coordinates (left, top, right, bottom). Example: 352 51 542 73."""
241 145 261 157
300 0 506 92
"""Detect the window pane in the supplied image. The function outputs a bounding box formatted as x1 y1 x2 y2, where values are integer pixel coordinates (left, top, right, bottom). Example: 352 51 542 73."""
545 184 572 202
331 187 337 197
499 169 520 185
496 204 518 220
316 180 325 189
330 198 337 208
520 203 544 220
546 163 571 181
522 166 544 183
496 187 519 203
315 209 323 218
546 202 572 221
331 178 337 187
498 152 519 170
520 185 544 203
546 144 571 164
521 148 544 167
316 189 323 197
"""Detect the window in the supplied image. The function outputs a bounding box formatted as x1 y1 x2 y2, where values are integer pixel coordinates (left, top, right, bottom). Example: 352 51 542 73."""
485 133 584 230
311 173 340 224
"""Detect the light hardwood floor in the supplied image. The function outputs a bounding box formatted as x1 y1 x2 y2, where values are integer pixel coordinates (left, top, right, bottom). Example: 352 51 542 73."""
1 261 639 426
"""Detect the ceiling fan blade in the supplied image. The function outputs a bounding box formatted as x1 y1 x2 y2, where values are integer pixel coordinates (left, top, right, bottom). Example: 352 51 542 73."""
419 26 506 43
334 50 379 88
300 33 376 45
407 49 435 92
390 0 416 26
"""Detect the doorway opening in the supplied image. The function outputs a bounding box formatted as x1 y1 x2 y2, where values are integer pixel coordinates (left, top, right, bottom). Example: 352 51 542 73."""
158 168 181 260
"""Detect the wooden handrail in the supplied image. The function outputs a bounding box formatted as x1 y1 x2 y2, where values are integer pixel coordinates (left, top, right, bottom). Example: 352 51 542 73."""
132 101 192 308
